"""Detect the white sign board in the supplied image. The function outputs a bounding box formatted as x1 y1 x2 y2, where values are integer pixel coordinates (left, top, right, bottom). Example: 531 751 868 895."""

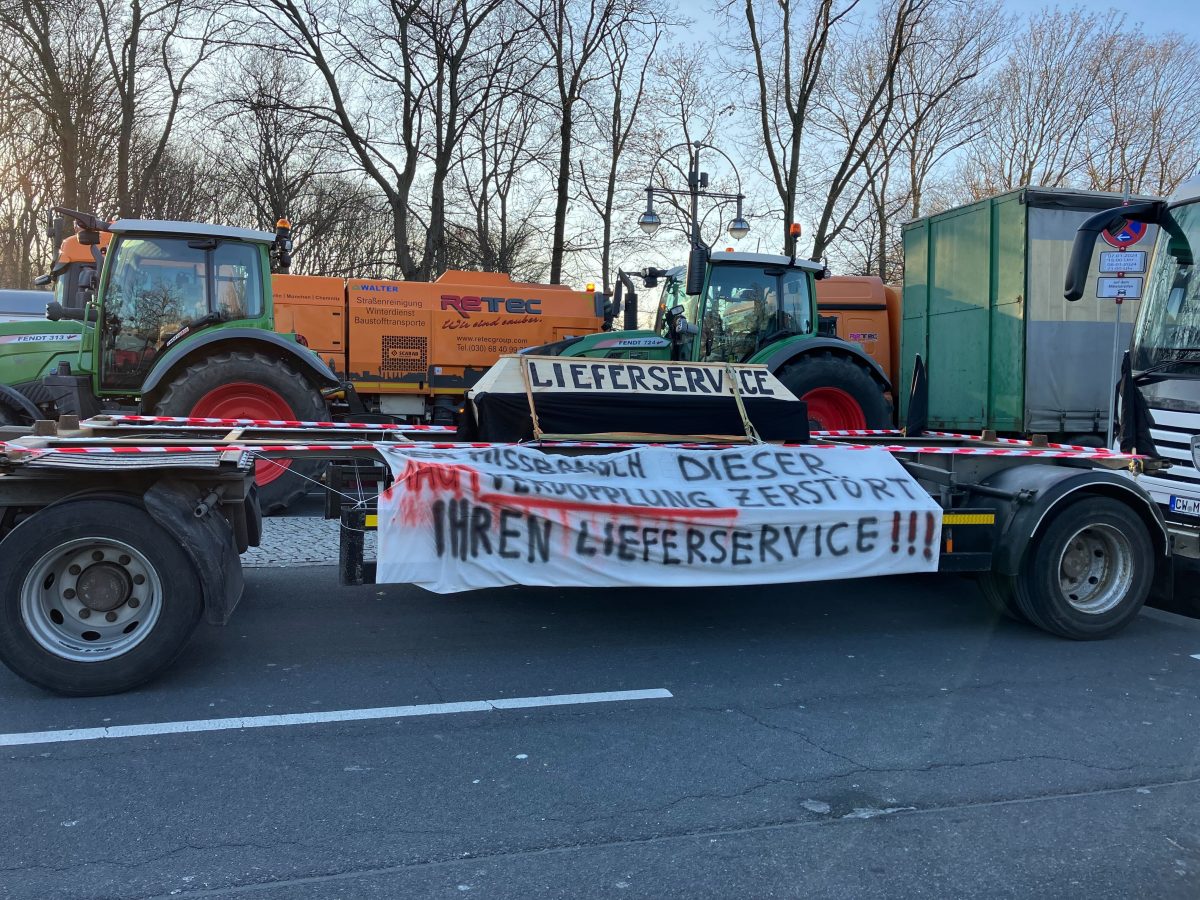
1096 277 1143 299
1098 250 1147 274
376 444 942 593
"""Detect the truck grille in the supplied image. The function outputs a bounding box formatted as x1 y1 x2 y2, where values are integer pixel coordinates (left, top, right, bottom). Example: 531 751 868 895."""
1140 408 1200 523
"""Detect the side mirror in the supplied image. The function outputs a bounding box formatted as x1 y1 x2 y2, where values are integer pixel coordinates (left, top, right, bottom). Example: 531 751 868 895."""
32 273 52 287
685 243 707 296
1064 200 1163 301
78 228 100 246
669 303 685 318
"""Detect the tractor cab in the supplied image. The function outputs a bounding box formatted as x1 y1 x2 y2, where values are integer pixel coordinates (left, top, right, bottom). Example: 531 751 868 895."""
680 253 818 364
95 220 277 392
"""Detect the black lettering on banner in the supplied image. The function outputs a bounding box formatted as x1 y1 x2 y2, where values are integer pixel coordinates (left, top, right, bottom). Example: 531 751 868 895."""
888 477 919 499
731 487 760 508
737 369 759 395
576 520 597 556
732 530 754 565
568 362 588 388
758 485 785 508
785 525 808 557
603 521 616 556
528 518 551 563
551 362 566 387
642 528 660 562
529 362 554 388
795 481 825 504
840 477 863 499
760 524 783 561
470 505 493 557
702 369 723 393
663 530 681 565
678 456 712 482
617 524 639 561
709 529 728 564
432 499 447 557
648 365 669 391
779 484 808 506
667 368 686 392
684 368 706 393
610 366 628 390
687 529 707 563
799 452 830 476
754 370 773 395
590 364 608 390
722 455 751 481
449 498 470 560
856 516 878 553
498 509 522 559
628 367 649 392
864 477 893 500
811 477 838 501
826 522 849 556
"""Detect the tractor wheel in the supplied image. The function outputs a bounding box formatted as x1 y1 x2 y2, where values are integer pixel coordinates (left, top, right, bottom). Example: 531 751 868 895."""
154 351 328 514
777 354 890 431
0 403 17 427
0 499 203 695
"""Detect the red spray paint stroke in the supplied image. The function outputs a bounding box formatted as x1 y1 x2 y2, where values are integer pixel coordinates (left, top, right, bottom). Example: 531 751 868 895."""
891 510 901 553
393 460 484 527
907 511 918 556
924 511 936 561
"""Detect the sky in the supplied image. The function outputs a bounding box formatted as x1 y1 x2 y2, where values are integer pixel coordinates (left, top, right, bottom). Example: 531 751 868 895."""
1000 0 1198 39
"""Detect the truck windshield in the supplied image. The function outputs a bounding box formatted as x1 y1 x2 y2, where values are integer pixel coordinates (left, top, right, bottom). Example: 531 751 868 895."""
1132 202 1200 373
700 264 811 362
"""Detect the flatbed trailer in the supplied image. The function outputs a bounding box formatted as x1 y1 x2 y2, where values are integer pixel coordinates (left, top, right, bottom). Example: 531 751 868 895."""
0 413 1185 696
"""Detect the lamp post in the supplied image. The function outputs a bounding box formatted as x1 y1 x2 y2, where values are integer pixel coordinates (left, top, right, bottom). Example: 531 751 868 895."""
637 141 750 254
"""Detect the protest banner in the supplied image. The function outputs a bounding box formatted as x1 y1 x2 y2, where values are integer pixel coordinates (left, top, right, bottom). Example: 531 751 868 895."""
376 443 941 593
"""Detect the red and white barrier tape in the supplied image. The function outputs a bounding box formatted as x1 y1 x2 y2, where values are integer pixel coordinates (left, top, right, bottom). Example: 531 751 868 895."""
84 414 456 433
12 439 1143 460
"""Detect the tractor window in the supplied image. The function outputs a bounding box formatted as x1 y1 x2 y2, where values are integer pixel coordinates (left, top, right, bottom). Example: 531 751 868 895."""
101 236 208 391
99 235 264 392
700 265 812 362
214 242 262 320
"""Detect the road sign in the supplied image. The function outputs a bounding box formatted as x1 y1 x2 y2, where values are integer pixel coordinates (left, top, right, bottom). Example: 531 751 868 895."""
1097 276 1143 299
1101 220 1148 247
1099 250 1147 274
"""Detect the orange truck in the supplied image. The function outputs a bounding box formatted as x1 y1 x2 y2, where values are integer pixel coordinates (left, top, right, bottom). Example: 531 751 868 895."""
814 275 902 395
272 271 604 421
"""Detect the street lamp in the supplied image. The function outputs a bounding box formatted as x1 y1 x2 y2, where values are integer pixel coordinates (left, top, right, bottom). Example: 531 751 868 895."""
637 142 750 294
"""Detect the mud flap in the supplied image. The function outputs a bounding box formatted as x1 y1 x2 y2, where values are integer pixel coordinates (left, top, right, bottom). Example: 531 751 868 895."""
144 478 245 626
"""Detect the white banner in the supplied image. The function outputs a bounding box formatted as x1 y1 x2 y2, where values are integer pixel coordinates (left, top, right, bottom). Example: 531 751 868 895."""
376 444 942 593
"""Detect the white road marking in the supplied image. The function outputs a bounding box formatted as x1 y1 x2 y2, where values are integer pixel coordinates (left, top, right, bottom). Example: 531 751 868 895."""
0 688 673 748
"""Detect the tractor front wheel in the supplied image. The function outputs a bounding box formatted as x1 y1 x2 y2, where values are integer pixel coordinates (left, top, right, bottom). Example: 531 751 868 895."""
154 351 328 514
777 354 890 431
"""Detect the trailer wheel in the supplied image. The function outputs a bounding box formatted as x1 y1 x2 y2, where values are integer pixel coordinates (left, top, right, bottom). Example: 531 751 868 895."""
0 500 203 695
154 351 328 514
776 354 890 430
1005 497 1154 640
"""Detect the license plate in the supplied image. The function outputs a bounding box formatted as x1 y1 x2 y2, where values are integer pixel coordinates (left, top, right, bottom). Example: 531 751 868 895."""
1170 495 1200 517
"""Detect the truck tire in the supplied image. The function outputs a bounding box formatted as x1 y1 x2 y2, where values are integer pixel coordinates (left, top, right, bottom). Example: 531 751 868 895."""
0 499 203 695
989 497 1154 640
977 573 1027 623
154 351 328 514
776 353 890 430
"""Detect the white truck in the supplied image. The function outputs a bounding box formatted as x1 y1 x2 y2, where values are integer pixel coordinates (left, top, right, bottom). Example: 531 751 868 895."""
1066 172 1200 574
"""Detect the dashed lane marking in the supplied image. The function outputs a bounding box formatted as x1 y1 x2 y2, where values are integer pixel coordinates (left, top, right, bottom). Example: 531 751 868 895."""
0 689 673 747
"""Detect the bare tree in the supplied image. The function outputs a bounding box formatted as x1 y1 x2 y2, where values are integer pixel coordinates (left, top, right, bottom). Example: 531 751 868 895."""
520 0 637 284
961 8 1109 197
575 7 665 292
1084 30 1200 196
722 0 861 256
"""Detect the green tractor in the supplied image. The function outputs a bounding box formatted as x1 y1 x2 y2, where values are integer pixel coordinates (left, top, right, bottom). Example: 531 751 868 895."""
0 209 340 512
525 248 892 429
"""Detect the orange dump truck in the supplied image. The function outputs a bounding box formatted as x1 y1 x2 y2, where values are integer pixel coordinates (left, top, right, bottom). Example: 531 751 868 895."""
272 271 604 421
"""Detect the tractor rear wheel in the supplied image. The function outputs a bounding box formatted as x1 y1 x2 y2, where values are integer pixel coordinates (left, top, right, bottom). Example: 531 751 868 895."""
777 354 890 431
154 351 328 514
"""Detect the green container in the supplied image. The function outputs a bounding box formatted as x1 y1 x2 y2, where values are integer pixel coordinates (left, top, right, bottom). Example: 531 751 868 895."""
900 187 1156 436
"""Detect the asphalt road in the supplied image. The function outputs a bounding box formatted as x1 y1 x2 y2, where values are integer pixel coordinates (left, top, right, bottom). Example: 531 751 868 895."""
2 569 1199 899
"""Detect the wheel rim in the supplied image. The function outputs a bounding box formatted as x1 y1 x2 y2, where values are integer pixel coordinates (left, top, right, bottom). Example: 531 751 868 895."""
801 387 868 430
20 537 164 662
190 382 295 485
1056 523 1134 615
